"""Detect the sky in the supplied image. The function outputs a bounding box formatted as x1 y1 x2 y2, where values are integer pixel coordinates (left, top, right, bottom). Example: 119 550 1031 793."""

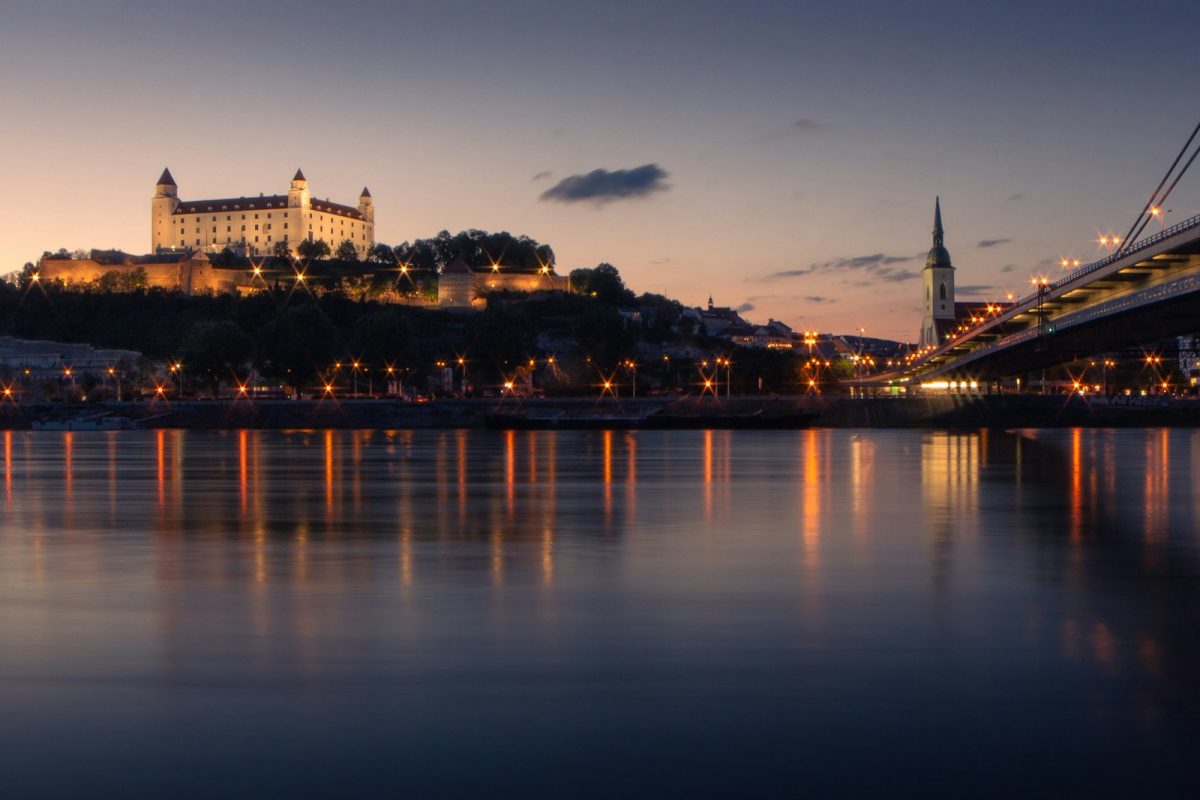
3 0 1200 341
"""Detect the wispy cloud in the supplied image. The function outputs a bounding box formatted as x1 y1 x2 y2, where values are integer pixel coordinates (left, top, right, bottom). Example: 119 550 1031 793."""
531 171 553 182
1008 193 1026 202
978 238 1011 248
734 302 755 313
539 164 669 204
760 252 922 283
804 295 835 303
957 284 995 296
791 118 822 132
1000 263 1016 273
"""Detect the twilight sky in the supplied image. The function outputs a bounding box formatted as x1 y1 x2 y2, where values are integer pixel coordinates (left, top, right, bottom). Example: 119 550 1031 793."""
3 0 1199 341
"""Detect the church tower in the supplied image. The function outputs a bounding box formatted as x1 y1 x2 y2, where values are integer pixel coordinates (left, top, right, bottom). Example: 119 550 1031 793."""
919 197 955 349
151 167 179 252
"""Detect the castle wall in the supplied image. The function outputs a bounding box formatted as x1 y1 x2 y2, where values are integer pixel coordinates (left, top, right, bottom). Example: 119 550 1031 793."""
39 259 180 290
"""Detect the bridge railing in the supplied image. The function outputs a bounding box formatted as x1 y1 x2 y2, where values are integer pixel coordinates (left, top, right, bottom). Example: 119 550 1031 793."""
1040 210 1200 299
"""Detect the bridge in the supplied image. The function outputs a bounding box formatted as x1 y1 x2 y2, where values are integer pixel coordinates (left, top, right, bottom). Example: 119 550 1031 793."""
867 210 1200 387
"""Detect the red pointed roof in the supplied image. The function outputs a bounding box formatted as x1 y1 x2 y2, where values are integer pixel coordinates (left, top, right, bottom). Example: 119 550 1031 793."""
157 167 176 186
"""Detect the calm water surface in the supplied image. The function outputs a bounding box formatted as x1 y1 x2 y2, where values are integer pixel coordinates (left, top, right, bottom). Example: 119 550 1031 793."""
1 428 1199 797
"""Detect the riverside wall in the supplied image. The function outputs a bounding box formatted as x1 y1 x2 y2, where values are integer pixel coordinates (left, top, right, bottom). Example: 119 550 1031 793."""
2 394 1200 430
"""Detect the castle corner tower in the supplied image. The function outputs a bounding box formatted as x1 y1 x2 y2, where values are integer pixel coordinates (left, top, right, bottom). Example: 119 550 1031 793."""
919 197 955 348
151 167 180 253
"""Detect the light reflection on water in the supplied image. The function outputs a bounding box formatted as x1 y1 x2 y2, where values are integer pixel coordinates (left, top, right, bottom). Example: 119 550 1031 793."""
2 428 1200 797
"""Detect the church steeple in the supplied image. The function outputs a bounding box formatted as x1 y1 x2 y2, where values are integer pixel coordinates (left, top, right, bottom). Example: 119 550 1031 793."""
919 196 956 349
932 196 943 246
925 196 953 270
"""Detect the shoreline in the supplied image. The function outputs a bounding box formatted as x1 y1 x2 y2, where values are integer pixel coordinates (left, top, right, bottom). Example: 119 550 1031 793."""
2 394 1199 430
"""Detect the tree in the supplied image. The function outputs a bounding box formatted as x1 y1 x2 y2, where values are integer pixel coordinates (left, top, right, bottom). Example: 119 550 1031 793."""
272 241 292 259
574 304 637 369
255 304 338 397
350 310 416 371
571 263 635 306
335 239 359 261
366 243 395 264
296 238 331 260
178 320 253 398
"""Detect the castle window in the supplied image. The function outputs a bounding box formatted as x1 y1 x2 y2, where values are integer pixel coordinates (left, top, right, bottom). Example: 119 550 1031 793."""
255 224 259 231
226 226 231 232
940 284 946 300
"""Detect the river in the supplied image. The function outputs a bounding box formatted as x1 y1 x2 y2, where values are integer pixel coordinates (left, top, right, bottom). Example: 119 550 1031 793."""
1 429 1198 797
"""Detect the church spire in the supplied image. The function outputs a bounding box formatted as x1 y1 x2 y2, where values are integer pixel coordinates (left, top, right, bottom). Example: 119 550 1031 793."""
932 196 943 247
925 196 953 270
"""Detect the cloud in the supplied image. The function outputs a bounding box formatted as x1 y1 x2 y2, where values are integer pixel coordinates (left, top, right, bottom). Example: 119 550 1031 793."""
804 295 835 303
1000 264 1016 273
531 171 553 182
792 118 822 132
978 238 1011 248
734 302 755 313
1008 193 1026 202
649 257 672 265
761 251 921 282
956 284 994 296
539 164 669 204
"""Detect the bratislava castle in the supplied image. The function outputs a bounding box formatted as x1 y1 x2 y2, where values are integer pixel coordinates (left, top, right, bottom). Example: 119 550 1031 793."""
151 168 375 257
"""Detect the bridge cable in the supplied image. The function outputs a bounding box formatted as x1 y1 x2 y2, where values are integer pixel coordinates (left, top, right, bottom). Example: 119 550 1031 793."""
1124 137 1200 248
1116 118 1200 255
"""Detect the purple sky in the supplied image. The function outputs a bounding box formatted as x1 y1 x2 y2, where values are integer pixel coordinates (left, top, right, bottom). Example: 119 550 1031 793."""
3 0 1199 340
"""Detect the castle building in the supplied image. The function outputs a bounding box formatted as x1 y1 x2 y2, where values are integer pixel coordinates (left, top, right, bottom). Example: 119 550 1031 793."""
151 168 374 257
919 197 956 348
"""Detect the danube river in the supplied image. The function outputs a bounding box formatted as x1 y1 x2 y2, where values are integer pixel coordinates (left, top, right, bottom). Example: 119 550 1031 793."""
1 429 1198 797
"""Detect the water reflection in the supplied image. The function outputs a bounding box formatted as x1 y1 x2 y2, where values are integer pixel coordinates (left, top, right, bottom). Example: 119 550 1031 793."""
1 428 1199 796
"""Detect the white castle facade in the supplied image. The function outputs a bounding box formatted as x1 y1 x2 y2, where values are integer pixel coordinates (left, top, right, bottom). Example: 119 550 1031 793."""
151 168 375 257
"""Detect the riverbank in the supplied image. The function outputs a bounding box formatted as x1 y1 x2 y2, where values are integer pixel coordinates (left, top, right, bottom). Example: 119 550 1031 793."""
2 394 1199 429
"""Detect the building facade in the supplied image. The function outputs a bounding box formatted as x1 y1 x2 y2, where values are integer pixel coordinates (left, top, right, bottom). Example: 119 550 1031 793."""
151 168 374 258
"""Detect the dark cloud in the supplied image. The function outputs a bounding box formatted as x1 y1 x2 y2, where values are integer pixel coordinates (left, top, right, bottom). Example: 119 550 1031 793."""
956 284 994 296
539 164 669 204
531 171 553 182
762 251 921 282
877 269 919 283
1008 193 1026 202
792 118 822 132
734 302 755 313
978 238 1011 248
1000 263 1016 273
804 295 835 303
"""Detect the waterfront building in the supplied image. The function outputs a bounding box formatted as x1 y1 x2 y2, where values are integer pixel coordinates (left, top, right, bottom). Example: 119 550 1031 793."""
152 168 374 258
